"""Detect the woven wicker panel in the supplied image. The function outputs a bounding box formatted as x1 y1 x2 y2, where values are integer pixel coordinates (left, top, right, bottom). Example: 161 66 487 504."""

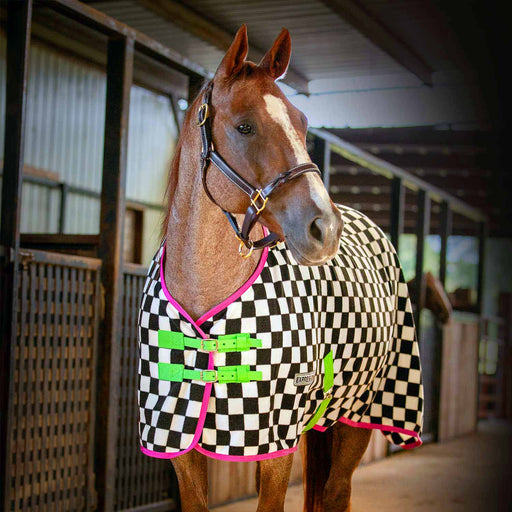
114 269 178 511
9 254 100 512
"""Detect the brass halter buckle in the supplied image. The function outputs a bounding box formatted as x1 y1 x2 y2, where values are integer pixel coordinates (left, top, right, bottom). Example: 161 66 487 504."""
197 103 209 127
238 239 254 259
250 189 268 215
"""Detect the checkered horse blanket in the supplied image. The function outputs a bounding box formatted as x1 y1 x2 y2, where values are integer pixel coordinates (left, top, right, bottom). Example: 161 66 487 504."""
138 205 423 460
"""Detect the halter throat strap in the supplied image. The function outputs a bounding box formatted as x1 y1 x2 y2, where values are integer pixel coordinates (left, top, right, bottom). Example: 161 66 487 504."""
197 81 321 256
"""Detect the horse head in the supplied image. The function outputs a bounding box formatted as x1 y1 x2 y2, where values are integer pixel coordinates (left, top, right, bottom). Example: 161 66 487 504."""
197 25 343 265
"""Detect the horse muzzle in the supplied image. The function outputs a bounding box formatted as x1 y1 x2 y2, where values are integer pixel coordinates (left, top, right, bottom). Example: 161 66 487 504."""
283 204 343 266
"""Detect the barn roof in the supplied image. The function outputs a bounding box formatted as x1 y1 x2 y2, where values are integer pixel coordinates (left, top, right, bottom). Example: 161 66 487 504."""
81 0 480 93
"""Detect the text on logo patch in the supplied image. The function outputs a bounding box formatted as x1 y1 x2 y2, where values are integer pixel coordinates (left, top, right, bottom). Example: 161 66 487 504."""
293 372 315 386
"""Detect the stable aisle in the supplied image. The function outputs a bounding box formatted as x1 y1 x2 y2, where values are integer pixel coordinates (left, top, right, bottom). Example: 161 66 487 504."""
212 421 512 512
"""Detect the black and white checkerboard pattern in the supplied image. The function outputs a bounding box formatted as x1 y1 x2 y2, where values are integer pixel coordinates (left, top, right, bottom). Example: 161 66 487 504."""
138 204 423 457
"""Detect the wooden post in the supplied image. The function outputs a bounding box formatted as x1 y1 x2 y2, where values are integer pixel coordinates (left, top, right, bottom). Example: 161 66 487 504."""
389 176 404 251
476 220 488 315
58 182 69 234
432 200 452 441
439 200 452 288
0 1 32 509
414 189 430 337
95 35 134 512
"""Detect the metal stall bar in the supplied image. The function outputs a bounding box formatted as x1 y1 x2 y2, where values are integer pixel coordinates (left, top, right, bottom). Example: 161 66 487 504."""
310 136 331 189
389 176 405 251
95 35 134 512
414 189 431 337
0 1 33 510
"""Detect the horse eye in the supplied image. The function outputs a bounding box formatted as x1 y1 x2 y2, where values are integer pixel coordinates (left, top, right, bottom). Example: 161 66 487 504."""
237 123 253 135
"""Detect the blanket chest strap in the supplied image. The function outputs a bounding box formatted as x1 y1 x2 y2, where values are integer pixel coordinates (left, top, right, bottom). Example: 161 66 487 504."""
158 330 262 352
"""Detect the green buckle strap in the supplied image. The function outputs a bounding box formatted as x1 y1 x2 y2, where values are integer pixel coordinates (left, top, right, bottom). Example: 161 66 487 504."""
158 331 261 352
216 333 262 352
158 331 201 350
302 351 334 433
158 363 263 384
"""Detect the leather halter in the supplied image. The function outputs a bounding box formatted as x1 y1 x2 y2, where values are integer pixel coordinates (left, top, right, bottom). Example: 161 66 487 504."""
198 81 321 258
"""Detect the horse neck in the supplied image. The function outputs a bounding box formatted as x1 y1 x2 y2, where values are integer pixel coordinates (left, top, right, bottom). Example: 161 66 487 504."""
163 113 262 321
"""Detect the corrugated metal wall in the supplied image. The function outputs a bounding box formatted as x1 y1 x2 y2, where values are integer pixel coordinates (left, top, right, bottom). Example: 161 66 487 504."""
0 33 178 262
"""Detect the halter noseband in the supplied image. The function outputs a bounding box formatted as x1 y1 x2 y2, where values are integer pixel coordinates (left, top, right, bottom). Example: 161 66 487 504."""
198 81 321 258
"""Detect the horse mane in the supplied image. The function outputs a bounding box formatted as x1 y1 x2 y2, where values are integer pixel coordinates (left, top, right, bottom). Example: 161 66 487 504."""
160 79 210 240
160 63 262 241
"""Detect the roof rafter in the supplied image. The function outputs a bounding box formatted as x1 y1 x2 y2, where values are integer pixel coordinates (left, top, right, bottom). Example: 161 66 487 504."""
137 0 310 94
319 0 433 85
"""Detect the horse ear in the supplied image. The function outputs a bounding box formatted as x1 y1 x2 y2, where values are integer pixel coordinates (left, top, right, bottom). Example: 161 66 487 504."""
215 25 249 79
259 28 291 80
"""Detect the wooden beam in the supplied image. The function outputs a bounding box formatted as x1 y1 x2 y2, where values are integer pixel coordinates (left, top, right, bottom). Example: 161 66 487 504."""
95 35 134 512
331 151 483 170
28 9 189 98
0 2 32 509
330 171 487 195
327 126 488 146
356 142 485 157
330 191 491 212
137 0 310 94
331 164 490 178
319 0 433 84
41 0 208 80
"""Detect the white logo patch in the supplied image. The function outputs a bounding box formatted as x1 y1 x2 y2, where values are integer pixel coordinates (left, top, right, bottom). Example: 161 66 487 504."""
293 372 315 387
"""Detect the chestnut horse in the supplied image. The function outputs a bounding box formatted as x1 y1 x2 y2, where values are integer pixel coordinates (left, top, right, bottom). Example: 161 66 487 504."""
162 26 372 512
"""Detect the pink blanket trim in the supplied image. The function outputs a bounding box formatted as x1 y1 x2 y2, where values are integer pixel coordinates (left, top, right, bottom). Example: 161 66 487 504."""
140 236 422 461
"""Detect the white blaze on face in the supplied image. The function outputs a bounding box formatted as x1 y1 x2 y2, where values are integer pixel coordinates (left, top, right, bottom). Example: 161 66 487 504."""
262 93 330 209
263 94 310 163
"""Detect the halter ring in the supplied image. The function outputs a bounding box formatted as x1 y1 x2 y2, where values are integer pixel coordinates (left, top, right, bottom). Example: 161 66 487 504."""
238 240 254 259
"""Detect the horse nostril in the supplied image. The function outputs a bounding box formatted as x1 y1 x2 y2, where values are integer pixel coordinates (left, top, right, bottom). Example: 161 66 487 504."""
309 218 324 244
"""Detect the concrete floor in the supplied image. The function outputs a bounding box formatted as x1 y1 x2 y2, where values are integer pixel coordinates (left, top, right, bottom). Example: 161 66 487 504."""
212 421 512 512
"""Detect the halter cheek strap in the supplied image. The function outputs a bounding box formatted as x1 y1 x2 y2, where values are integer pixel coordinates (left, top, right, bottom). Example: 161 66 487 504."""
198 81 321 257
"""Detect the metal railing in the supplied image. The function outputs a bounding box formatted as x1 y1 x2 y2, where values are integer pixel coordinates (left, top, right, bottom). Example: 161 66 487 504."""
0 171 163 234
